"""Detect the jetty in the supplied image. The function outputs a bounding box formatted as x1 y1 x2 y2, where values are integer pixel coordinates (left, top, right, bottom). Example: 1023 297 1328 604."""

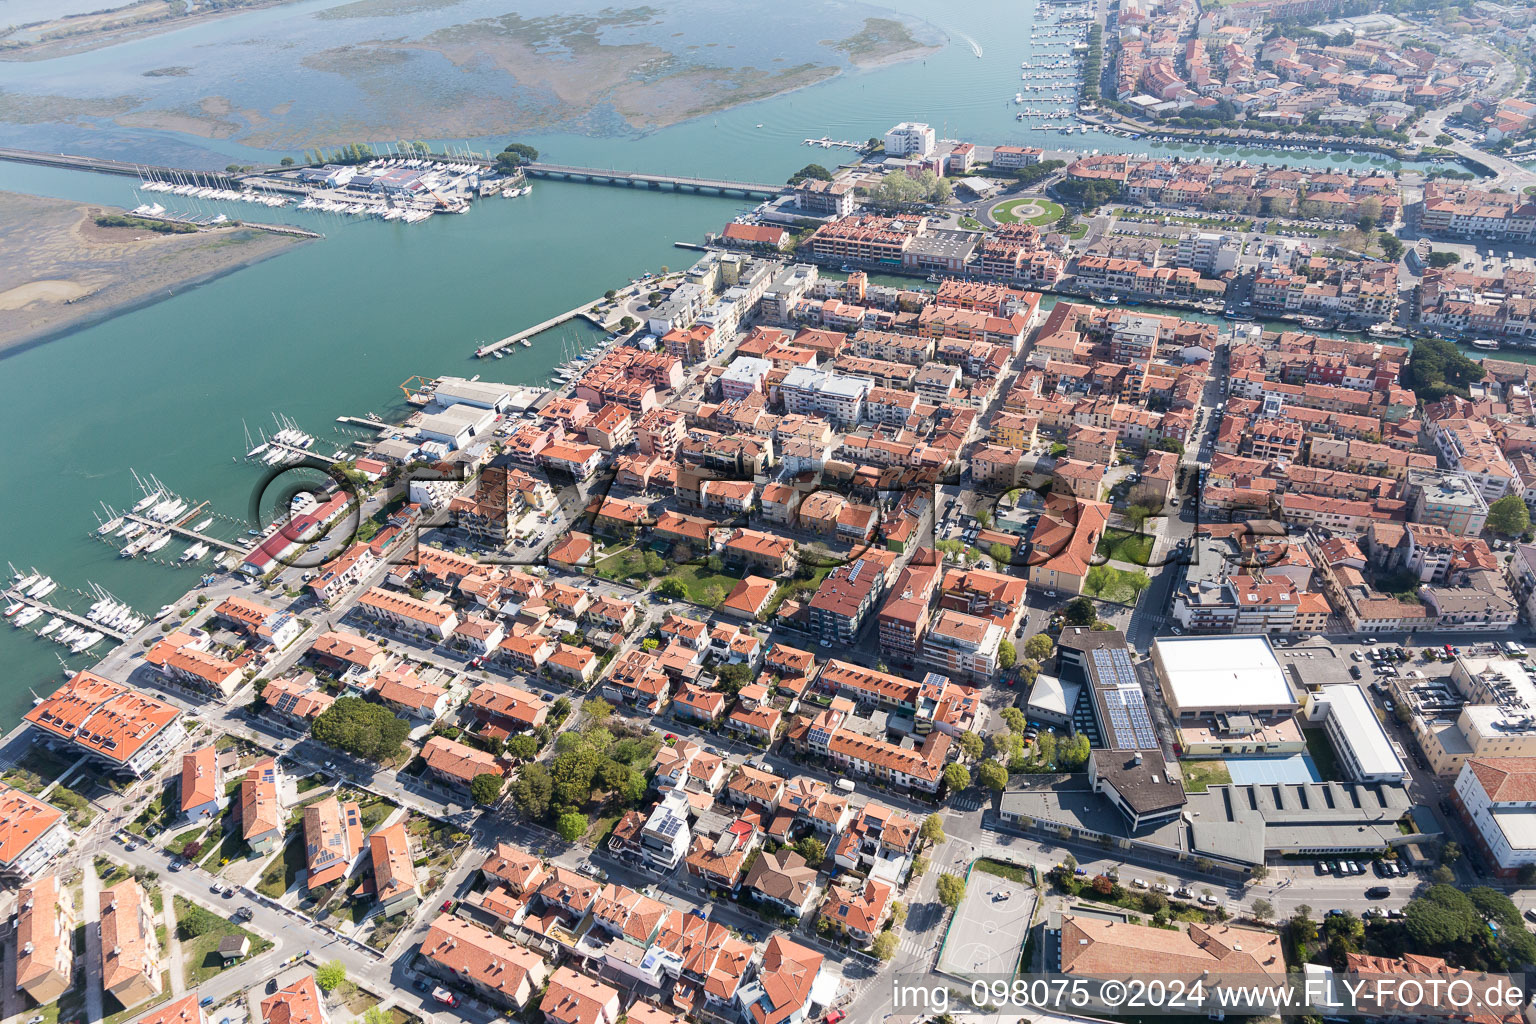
337 415 395 433
0 146 243 187
2 586 133 643
122 512 247 554
522 163 781 199
476 303 608 359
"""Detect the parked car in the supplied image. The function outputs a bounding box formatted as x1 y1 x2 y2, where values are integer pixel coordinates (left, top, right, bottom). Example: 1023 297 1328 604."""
1365 886 1391 900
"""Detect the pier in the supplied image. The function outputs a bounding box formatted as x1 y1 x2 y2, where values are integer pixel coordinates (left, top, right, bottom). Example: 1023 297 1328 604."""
123 512 248 554
2 587 133 643
476 303 607 359
266 442 339 465
522 163 781 199
337 415 395 433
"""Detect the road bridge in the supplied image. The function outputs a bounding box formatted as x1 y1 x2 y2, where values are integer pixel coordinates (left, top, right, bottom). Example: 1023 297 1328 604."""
523 162 782 199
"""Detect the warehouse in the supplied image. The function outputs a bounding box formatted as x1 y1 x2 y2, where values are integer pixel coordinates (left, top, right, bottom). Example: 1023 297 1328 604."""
415 403 497 450
1151 635 1300 719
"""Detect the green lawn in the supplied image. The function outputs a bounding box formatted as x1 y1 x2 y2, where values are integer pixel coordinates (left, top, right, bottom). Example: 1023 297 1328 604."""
175 895 273 986
201 818 249 872
1180 759 1231 793
1084 565 1150 604
993 198 1065 226
958 216 983 230
974 858 1033 884
664 562 745 608
1066 223 1088 239
1303 727 1342 781
765 565 833 617
1097 527 1153 566
257 833 306 898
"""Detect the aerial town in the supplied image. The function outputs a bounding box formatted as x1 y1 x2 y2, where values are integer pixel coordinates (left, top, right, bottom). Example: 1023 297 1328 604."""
5 0 1536 1021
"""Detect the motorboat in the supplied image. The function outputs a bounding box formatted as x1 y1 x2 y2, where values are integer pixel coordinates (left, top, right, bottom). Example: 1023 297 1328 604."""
38 617 63 637
1470 338 1500 351
13 607 43 627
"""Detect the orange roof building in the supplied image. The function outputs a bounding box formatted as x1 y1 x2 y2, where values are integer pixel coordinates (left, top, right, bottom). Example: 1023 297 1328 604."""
261 975 329 1024
241 757 284 854
368 820 420 914
180 745 224 821
743 936 824 1024
303 795 362 890
0 783 69 883
99 878 162 1007
24 671 186 778
541 966 620 1024
421 917 550 1009
15 873 75 1003
423 735 504 788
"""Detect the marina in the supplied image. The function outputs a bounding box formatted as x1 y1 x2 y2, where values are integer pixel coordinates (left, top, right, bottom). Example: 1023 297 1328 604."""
3 571 138 646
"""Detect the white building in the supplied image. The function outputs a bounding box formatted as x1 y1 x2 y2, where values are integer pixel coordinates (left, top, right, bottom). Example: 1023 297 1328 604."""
0 784 71 882
639 788 691 870
779 367 869 427
1174 231 1242 274
720 356 775 401
884 122 936 158
1306 684 1408 782
415 403 497 450
1453 757 1536 877
1151 635 1300 718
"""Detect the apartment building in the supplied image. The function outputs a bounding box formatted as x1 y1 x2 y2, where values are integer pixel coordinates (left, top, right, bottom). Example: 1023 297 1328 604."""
99 878 162 1007
23 671 186 778
14 874 75 1003
303 795 363 890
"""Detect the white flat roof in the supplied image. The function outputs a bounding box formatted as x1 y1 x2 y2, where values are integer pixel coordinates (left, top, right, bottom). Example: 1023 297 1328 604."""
1153 635 1296 712
1319 684 1406 779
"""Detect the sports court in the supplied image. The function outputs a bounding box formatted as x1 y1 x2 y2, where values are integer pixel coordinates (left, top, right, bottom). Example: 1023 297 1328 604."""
1226 753 1321 785
936 864 1036 978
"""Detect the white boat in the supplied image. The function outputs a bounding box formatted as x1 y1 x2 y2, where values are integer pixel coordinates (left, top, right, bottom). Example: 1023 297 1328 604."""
119 520 147 539
13 607 43 627
180 542 210 562
120 534 154 558
97 515 124 536
131 489 162 513
56 626 81 644
71 631 104 653
27 576 56 598
3 602 22 618
192 517 214 532
12 571 39 591
144 531 173 553
156 604 177 619
38 617 63 637
1470 338 1500 351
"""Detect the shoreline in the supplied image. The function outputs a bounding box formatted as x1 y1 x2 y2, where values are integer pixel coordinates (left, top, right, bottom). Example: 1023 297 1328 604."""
0 190 313 360
0 233 315 361
0 0 308 63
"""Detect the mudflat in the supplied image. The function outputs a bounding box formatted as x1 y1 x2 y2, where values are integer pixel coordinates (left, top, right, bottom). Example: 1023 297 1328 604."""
0 190 306 355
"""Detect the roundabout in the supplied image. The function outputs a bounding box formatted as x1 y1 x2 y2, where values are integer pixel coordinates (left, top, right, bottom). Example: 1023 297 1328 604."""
990 196 1065 226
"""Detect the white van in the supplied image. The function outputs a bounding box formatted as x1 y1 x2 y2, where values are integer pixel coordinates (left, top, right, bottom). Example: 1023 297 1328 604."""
835 779 856 794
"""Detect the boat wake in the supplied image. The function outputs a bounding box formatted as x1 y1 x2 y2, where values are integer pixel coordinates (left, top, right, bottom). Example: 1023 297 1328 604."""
953 30 983 58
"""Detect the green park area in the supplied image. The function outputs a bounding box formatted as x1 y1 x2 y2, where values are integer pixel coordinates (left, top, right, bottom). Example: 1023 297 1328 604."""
992 198 1065 226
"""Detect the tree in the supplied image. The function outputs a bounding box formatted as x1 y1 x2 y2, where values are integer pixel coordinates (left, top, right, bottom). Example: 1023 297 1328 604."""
890 901 908 927
1488 495 1530 536
311 697 411 762
513 763 554 820
911 855 929 878
177 903 224 938
363 1008 390 1024
989 542 1012 566
1403 337 1486 402
1035 730 1058 766
556 812 589 842
1024 634 1054 662
1252 898 1274 921
976 508 993 528
1404 885 1479 947
1091 874 1113 895
788 163 833 184
1001 707 1029 733
315 961 347 992
495 142 539 172
1154 437 1185 454
279 156 295 166
584 698 614 724
795 837 827 864
998 639 1017 670
471 773 505 805
936 873 966 908
657 577 688 600
1063 597 1097 627
1379 233 1404 261
977 759 1009 791
943 763 971 791
1427 251 1462 268
1431 864 1456 884
507 735 540 760
1250 863 1270 882
1440 840 1463 864
701 584 726 607
921 813 947 846
870 930 899 960
958 731 985 760
1058 733 1092 770
1123 504 1157 530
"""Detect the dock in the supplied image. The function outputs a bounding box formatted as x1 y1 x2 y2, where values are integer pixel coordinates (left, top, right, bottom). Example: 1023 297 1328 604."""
267 441 339 465
2 587 133 643
476 303 608 359
801 138 865 151
123 512 247 554
337 415 395 433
